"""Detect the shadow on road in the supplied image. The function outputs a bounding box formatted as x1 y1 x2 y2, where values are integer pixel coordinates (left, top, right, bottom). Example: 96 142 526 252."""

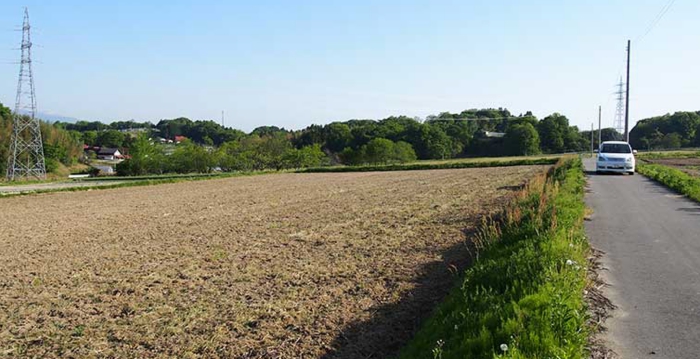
584 170 633 177
677 207 700 214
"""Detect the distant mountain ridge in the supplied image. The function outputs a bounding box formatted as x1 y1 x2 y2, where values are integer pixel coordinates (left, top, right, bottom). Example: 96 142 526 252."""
18 110 81 123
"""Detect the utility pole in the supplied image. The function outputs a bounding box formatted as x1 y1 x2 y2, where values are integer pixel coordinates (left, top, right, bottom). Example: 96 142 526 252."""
6 8 45 181
598 105 602 148
221 110 224 127
624 39 631 142
591 123 594 155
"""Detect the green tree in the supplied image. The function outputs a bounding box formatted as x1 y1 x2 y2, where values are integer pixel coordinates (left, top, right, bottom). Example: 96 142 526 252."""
116 133 165 175
392 141 417 163
659 133 682 149
537 114 566 153
82 131 98 146
217 141 256 172
325 123 353 152
418 125 452 159
340 147 364 166
257 133 294 170
363 138 396 164
282 144 327 169
169 140 215 173
96 130 126 148
505 123 540 155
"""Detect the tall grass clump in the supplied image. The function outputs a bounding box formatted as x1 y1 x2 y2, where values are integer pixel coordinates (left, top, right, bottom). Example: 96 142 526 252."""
637 163 700 202
399 157 589 359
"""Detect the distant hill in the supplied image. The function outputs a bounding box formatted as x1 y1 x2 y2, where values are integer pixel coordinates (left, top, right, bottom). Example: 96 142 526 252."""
18 110 81 123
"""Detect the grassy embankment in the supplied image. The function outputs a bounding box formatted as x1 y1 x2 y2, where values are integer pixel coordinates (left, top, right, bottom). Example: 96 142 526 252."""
636 149 700 160
299 157 559 173
399 157 590 359
637 163 700 202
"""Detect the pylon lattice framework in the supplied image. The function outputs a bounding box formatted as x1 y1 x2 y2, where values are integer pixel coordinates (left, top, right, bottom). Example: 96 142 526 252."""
6 8 45 180
613 78 625 135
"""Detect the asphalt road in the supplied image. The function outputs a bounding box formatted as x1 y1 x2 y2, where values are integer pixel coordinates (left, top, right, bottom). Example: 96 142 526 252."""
583 158 700 358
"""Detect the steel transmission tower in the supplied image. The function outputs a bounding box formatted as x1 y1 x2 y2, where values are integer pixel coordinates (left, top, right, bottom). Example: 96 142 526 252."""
6 8 46 180
613 78 625 135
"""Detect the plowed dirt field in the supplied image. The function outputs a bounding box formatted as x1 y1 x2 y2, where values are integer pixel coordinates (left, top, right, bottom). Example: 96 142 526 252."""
0 166 546 358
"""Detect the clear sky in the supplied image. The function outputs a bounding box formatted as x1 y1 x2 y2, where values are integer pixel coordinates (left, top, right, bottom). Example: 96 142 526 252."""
0 0 697 132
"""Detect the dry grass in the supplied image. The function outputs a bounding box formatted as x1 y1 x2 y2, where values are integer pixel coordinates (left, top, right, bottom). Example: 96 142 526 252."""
0 166 546 358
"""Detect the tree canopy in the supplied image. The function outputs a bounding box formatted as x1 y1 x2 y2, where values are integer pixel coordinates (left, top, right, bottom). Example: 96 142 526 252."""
630 111 700 150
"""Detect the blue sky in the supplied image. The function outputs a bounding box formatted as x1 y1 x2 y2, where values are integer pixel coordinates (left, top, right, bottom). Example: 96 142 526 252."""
0 1 697 132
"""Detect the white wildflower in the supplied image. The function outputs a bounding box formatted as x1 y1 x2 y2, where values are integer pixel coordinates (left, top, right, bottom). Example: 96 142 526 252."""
500 343 508 352
566 259 575 266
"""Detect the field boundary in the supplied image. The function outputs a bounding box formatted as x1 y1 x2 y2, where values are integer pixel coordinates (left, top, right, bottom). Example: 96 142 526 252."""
298 157 559 173
0 171 273 198
637 163 700 203
398 157 591 358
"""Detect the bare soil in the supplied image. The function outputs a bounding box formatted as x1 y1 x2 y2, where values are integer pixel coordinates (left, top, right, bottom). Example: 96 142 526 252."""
646 158 700 167
0 166 545 358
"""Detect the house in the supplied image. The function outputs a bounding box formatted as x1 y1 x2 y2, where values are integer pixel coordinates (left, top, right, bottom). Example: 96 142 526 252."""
97 147 122 161
92 165 115 175
483 131 506 138
174 135 187 144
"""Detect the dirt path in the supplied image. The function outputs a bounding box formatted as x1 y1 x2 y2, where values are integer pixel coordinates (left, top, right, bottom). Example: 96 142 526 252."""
0 166 545 358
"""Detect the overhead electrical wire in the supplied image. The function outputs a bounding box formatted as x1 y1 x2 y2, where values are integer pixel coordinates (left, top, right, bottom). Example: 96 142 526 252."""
635 0 677 43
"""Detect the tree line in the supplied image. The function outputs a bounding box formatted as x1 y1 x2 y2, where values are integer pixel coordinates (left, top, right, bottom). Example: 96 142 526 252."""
629 111 700 150
0 102 83 176
56 108 599 175
10 104 687 177
116 134 327 175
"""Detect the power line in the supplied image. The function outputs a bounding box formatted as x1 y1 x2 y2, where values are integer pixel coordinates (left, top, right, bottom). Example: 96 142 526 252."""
635 0 676 43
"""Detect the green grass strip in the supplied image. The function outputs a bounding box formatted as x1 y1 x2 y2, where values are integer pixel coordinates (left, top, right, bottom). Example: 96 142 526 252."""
637 163 700 202
636 150 700 160
298 158 559 173
399 157 589 359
